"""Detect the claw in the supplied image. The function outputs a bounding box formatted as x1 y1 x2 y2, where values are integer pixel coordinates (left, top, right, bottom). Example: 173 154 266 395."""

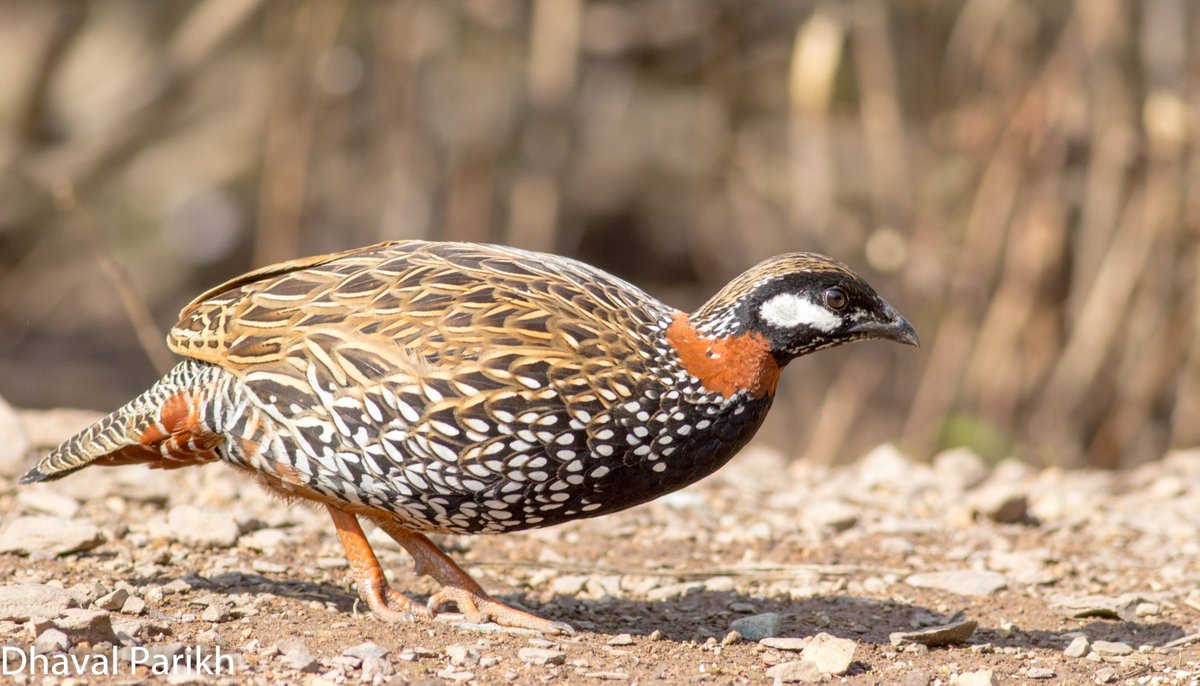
329 507 575 635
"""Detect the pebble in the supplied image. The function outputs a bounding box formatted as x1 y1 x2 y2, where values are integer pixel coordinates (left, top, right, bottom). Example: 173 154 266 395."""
344 641 389 661
1095 667 1117 683
167 505 241 548
766 659 822 683
1027 666 1056 679
904 571 1007 596
446 644 480 666
0 394 30 477
238 528 290 551
550 575 589 596
0 515 104 556
761 637 808 651
1064 635 1090 658
201 601 233 623
0 583 77 621
122 595 147 615
890 620 978 647
644 581 705 601
518 647 565 665
606 633 634 646
800 632 855 675
436 668 476 682
33 628 71 653
901 670 931 686
932 448 990 492
277 639 319 672
951 669 997 686
1050 594 1144 622
1090 640 1133 656
31 609 117 644
730 612 780 642
966 482 1028 523
805 499 860 533
94 588 130 611
16 489 81 519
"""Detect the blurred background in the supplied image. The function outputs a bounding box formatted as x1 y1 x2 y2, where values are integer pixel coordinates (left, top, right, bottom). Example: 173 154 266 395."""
0 0 1196 469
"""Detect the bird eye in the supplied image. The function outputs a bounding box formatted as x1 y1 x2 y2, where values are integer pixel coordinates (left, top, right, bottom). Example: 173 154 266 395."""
823 287 847 310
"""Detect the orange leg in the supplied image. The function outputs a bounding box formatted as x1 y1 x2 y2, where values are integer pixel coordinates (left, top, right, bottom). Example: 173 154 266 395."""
327 506 573 635
327 506 427 622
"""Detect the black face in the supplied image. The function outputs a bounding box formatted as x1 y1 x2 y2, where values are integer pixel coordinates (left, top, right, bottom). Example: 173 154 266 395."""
740 271 918 362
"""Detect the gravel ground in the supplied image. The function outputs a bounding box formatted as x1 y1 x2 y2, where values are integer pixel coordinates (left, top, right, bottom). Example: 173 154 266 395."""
2 405 1199 685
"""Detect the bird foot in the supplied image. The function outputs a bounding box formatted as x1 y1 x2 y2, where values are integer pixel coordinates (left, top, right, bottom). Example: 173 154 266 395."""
426 586 575 635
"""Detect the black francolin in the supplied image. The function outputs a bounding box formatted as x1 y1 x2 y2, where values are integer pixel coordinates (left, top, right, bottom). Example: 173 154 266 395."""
22 240 917 634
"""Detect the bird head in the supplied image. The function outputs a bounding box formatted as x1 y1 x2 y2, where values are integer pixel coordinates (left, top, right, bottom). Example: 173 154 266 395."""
691 253 918 365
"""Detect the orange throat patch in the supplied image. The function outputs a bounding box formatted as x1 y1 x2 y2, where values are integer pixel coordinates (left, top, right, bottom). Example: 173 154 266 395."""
665 312 781 399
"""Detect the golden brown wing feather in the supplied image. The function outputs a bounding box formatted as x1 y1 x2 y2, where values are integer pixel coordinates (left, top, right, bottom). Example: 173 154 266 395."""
168 241 676 404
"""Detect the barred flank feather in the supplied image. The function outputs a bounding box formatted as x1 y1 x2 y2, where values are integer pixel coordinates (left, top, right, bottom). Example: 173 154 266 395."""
20 361 227 483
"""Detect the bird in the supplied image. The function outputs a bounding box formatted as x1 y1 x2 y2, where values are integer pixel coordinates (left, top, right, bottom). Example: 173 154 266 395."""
21 240 917 635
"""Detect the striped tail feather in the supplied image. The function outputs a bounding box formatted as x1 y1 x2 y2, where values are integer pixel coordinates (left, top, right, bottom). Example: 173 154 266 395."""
19 360 227 484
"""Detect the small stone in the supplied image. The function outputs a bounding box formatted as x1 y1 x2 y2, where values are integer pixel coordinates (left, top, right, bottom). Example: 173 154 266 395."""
276 639 319 672
766 659 822 683
606 633 634 646
1028 667 1056 679
1050 594 1145 622
1090 640 1133 656
31 609 117 644
436 668 475 682
645 581 705 602
720 631 741 646
0 584 77 621
362 654 393 679
952 669 997 686
805 500 859 533
16 489 81 519
901 670 931 686
932 448 990 492
905 571 1007 596
95 589 130 612
760 637 809 651
251 560 287 574
446 644 480 667
166 505 240 548
344 641 389 661
966 482 1028 523
648 630 663 641
0 394 30 477
112 618 145 642
0 515 104 556
549 575 589 596
201 601 232 623
729 602 756 613
67 582 106 608
801 632 855 675
890 620 978 647
1134 602 1160 617
1064 636 1090 658
238 528 289 551
730 612 781 642
121 596 147 615
518 647 565 665
33 628 71 653
1095 667 1117 683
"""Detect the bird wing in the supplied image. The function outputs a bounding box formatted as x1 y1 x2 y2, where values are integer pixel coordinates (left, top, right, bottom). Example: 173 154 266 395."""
168 241 667 376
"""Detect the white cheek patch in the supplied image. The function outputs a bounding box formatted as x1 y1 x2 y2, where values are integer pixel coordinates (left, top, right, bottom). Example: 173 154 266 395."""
760 293 842 332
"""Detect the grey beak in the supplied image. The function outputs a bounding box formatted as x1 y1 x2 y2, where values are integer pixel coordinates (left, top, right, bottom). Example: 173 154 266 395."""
850 304 920 348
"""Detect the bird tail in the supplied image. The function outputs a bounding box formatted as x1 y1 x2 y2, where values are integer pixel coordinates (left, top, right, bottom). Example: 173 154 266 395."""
20 360 227 484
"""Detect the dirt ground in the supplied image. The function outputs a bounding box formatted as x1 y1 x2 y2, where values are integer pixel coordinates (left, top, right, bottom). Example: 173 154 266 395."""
2 407 1199 685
